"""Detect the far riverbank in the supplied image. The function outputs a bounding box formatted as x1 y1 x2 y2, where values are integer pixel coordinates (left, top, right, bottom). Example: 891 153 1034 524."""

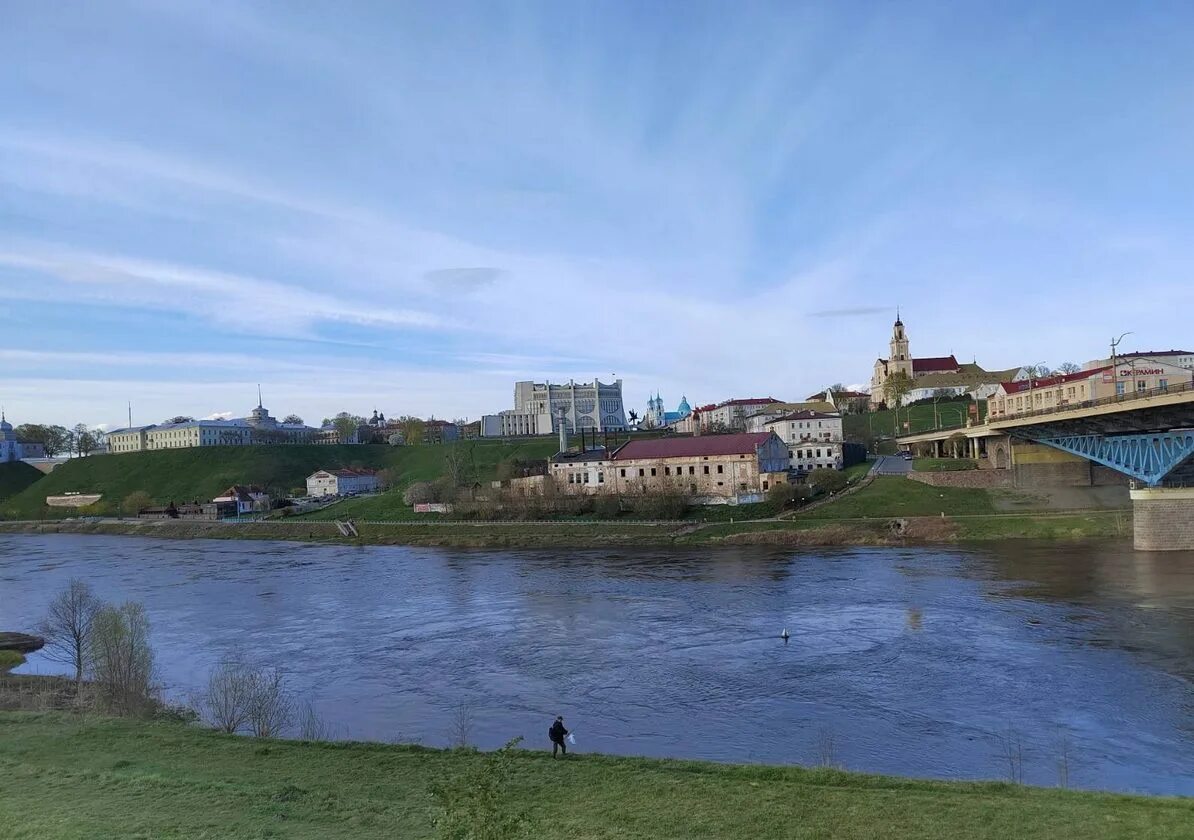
0 507 1130 548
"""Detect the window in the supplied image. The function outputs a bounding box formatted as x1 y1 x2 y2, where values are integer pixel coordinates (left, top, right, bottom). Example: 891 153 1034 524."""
1137 379 1148 392
716 465 723 474
620 469 626 478
583 472 590 483
703 465 709 475
688 466 695 475
651 468 657 476
1160 379 1169 391
568 473 575 484
598 472 604 484
664 466 671 475
639 468 645 477
1116 382 1125 396
762 480 769 490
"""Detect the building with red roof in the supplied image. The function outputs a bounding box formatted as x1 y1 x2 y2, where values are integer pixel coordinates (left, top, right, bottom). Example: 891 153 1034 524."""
870 313 987 408
545 432 791 500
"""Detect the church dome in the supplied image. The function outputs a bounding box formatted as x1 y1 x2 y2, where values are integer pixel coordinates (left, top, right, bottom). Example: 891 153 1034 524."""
677 396 691 416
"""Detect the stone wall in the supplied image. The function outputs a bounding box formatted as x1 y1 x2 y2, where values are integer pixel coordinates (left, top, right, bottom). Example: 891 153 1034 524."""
1011 439 1092 487
908 470 1014 488
1130 487 1194 551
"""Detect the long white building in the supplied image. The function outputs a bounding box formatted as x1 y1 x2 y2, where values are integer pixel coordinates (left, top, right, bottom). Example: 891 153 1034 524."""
107 397 316 454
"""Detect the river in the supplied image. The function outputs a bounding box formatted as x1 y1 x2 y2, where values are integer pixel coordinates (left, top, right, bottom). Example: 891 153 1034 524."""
2 534 1192 795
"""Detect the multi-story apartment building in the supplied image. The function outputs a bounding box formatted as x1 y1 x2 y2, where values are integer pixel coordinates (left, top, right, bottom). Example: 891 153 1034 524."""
763 409 845 472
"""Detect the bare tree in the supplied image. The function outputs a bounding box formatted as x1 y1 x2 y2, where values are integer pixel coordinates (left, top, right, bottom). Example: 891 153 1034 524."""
121 491 153 517
38 579 103 687
298 699 330 740
449 700 476 748
88 601 156 716
994 724 1025 783
1056 362 1081 375
882 370 913 412
1054 727 1073 788
444 440 477 488
814 727 838 768
201 660 254 733
246 667 293 738
1024 362 1052 379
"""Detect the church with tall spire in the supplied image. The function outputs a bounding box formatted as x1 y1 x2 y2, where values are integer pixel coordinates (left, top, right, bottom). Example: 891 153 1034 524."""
870 310 963 408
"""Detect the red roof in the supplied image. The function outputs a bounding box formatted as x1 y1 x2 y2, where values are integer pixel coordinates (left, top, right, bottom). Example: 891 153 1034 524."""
717 397 778 407
766 410 839 423
1000 366 1109 394
912 356 960 373
612 432 775 460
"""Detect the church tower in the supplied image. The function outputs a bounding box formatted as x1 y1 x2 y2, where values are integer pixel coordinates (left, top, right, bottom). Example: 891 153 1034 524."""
889 310 912 378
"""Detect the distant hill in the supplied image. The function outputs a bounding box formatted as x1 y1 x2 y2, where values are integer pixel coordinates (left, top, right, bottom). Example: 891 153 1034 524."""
0 440 561 521
0 462 44 505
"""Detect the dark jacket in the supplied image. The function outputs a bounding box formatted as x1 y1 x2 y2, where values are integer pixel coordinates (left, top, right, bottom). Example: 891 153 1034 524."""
548 721 568 743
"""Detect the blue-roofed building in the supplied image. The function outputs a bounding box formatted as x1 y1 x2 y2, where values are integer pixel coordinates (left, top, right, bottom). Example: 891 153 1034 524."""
646 393 692 429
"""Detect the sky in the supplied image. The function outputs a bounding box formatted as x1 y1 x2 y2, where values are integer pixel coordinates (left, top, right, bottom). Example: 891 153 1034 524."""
2 1 1193 429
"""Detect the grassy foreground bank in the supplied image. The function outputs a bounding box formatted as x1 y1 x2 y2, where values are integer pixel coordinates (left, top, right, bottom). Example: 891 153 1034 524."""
1 712 1189 839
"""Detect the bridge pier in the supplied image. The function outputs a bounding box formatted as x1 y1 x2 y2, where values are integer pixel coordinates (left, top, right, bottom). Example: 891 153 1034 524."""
1130 487 1194 551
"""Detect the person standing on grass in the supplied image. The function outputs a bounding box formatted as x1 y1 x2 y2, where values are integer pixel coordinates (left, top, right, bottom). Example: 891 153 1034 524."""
548 716 569 758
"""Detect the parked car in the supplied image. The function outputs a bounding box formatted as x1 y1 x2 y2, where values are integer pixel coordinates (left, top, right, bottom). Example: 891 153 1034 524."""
900 450 913 460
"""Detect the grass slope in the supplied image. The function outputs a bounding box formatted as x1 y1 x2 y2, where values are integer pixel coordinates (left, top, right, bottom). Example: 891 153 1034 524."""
805 475 996 518
1 713 1189 840
844 400 978 442
0 440 560 521
0 461 43 503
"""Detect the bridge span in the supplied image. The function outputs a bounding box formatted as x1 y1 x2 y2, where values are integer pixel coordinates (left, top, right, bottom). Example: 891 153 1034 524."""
895 380 1194 550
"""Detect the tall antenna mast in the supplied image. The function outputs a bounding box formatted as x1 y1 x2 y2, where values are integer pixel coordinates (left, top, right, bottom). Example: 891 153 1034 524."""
128 402 132 428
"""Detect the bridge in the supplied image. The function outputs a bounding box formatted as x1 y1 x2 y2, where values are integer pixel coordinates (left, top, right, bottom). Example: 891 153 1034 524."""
895 379 1194 550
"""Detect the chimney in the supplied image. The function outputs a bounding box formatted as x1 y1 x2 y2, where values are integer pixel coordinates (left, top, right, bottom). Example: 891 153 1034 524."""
557 407 568 453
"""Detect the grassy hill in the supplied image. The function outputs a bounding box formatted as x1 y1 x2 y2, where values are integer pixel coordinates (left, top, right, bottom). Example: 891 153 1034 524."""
2 712 1190 840
843 399 983 445
0 440 560 521
0 462 43 503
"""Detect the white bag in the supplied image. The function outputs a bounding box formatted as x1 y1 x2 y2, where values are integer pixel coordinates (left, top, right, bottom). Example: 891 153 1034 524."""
567 732 576 745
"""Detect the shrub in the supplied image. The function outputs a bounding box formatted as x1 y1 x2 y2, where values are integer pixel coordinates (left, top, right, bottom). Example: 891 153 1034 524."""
121 490 153 516
430 737 529 839
88 601 156 717
0 650 25 674
768 482 809 509
593 495 622 519
809 470 848 495
403 482 436 505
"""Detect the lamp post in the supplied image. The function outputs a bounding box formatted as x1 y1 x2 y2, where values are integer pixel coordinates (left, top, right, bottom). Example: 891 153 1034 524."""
1110 331 1133 399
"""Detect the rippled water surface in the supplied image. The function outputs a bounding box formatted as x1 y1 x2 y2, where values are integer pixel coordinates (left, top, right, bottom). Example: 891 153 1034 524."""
2 534 1193 794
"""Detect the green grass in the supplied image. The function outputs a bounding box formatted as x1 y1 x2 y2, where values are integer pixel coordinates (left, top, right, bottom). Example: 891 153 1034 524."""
0 461 43 503
844 460 873 482
1 712 1189 840
954 512 1131 541
802 476 996 518
844 400 979 442
0 440 561 521
914 458 978 472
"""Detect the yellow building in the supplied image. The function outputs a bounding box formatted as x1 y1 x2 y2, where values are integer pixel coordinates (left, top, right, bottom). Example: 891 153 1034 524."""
990 356 1193 419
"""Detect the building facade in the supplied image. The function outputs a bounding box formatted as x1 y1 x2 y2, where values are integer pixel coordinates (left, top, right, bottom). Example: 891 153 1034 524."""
763 410 845 472
1083 349 1194 371
990 356 1194 419
305 468 380 497
107 397 317 454
483 378 628 437
544 433 791 501
0 413 46 463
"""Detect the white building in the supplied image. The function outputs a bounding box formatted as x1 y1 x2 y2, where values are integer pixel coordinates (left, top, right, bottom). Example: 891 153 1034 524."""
305 468 379 498
482 378 627 437
212 485 270 514
763 410 845 472
1084 348 1194 371
0 413 46 463
107 395 317 454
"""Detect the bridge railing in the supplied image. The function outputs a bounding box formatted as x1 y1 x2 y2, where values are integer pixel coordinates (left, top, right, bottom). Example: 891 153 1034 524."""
988 377 1194 424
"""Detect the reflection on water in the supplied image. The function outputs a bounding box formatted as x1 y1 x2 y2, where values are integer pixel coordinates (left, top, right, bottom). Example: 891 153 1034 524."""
1 535 1192 795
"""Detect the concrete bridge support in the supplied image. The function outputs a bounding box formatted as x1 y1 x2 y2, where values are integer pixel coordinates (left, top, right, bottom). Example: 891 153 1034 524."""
1130 487 1194 551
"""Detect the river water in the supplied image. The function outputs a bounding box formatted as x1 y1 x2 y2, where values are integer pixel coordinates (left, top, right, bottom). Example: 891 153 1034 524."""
2 534 1192 795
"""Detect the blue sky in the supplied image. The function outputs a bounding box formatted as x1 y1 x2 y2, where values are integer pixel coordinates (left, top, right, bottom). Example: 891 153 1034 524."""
2 1 1193 428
